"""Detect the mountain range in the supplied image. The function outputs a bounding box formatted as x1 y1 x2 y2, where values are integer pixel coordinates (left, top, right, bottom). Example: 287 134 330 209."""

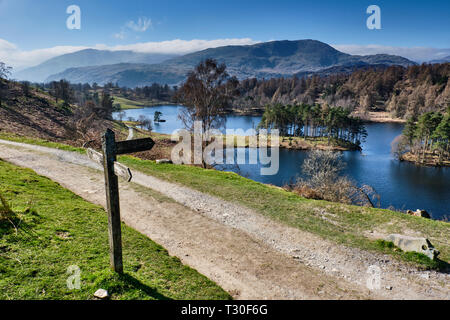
18 40 417 87
14 49 177 82
429 55 450 64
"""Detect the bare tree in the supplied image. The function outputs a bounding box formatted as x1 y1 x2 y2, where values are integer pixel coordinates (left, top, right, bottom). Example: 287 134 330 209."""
138 115 153 132
176 58 238 133
0 62 12 79
291 150 379 207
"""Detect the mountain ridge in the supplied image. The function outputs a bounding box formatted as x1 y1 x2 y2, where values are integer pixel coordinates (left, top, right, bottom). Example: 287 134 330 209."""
14 49 177 82
44 40 416 86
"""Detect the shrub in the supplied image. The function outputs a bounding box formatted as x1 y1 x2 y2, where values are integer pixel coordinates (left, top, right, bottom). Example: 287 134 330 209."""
289 150 379 207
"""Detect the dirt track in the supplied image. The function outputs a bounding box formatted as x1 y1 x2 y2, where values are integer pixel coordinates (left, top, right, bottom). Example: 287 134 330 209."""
0 140 448 300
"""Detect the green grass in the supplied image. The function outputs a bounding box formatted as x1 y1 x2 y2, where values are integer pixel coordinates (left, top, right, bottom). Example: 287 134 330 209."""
118 156 450 270
113 96 172 110
0 160 231 300
113 96 147 110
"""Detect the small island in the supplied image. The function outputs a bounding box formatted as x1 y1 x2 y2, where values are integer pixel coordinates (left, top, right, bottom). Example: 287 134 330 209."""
394 108 450 167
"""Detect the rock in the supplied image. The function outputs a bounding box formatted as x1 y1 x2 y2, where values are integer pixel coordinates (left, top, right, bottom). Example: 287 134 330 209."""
94 289 109 300
414 210 431 219
156 159 173 164
385 234 440 260
420 273 430 280
407 209 431 219
385 286 393 290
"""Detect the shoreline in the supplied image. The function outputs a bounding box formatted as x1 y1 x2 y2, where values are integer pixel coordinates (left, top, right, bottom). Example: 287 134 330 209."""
351 111 406 124
119 103 407 124
158 131 360 152
400 152 450 167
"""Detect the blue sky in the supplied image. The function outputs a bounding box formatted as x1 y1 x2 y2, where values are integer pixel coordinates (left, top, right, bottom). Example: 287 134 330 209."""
1 0 449 69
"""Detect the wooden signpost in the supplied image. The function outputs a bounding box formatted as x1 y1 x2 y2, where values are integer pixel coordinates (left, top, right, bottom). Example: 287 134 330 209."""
88 129 155 273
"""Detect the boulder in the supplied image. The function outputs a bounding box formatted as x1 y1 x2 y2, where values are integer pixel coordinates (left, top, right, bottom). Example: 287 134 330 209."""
385 234 439 260
414 210 431 219
156 159 173 164
93 288 110 299
406 209 431 219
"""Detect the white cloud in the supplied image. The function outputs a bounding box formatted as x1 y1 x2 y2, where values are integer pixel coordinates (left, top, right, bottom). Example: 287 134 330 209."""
0 38 258 71
126 17 152 32
332 44 450 63
0 38 88 71
95 38 259 54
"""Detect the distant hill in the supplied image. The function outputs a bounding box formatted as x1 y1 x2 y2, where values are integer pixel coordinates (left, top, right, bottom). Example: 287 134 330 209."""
14 49 177 83
429 56 450 64
46 40 416 87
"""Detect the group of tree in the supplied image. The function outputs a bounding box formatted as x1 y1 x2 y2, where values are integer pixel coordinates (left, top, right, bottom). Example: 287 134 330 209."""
67 81 176 104
48 80 74 105
258 103 367 147
396 107 450 164
232 63 449 120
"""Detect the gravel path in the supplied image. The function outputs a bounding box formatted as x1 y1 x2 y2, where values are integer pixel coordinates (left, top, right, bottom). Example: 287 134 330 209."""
0 139 448 300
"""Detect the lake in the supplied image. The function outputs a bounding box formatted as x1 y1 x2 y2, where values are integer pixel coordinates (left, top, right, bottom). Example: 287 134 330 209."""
114 105 450 220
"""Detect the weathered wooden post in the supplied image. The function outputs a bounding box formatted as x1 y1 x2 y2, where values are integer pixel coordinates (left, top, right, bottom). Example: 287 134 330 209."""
102 129 123 273
97 128 155 273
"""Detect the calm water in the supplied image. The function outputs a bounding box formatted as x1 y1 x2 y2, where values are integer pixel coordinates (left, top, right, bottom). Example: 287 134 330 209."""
116 105 261 134
114 106 450 220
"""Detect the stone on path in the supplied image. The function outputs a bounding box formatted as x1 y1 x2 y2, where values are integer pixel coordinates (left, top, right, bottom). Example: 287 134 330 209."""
385 234 439 260
94 289 110 299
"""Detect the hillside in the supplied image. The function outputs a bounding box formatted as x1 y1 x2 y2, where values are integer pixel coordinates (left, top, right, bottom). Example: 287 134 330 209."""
47 63 188 88
45 40 415 86
430 55 450 64
14 49 176 83
232 63 450 119
0 79 127 146
0 79 74 140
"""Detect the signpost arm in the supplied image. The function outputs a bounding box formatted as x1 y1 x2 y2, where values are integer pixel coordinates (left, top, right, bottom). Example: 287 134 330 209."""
102 129 123 273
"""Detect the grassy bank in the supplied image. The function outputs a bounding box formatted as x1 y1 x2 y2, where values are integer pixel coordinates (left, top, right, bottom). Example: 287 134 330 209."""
0 160 230 300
